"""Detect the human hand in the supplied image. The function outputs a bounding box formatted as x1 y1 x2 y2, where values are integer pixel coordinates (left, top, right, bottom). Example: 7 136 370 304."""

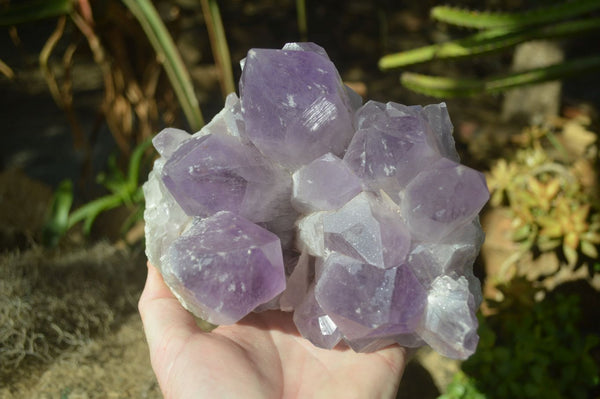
139 262 407 399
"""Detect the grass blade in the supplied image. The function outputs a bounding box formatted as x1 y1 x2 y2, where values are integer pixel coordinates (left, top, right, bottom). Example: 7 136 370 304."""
200 0 235 97
121 0 204 131
296 0 308 41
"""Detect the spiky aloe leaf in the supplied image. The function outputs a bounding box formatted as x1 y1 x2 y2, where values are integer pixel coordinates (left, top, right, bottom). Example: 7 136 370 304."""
431 0 600 30
401 55 600 97
0 0 72 26
379 17 600 70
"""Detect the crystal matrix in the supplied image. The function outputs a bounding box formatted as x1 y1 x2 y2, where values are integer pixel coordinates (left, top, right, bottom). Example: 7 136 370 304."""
144 42 489 360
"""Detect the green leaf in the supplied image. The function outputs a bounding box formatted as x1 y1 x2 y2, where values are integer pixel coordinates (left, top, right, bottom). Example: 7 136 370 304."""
563 242 578 266
121 0 204 131
127 138 153 189
581 240 598 259
296 0 307 41
512 223 532 241
401 73 484 97
537 237 560 252
400 55 600 97
0 0 73 26
431 1 600 30
379 17 600 70
67 193 126 235
201 0 235 97
43 179 74 246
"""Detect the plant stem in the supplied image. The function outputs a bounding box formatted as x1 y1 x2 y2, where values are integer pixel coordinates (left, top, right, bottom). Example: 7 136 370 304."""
200 0 235 97
296 0 307 41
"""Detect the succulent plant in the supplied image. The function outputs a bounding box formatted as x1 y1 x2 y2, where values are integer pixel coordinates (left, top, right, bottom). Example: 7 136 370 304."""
486 119 599 271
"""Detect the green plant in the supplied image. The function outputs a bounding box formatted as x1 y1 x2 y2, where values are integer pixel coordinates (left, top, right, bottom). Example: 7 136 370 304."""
486 120 600 276
2 0 231 243
200 0 235 98
379 1 600 97
121 0 204 130
43 139 153 245
438 371 486 399
461 284 600 399
1 0 205 155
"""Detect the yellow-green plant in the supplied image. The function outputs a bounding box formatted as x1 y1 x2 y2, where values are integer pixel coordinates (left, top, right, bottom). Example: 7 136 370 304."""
486 123 600 272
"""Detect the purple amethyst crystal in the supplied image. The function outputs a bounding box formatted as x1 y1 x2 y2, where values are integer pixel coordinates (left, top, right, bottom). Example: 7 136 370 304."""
239 45 356 169
315 253 426 341
163 211 285 325
293 285 343 349
344 101 441 201
161 133 290 223
144 42 489 360
322 192 411 269
292 153 362 213
400 158 488 242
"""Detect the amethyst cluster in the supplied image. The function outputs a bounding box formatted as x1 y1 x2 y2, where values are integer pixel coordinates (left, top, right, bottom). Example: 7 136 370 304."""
143 42 489 359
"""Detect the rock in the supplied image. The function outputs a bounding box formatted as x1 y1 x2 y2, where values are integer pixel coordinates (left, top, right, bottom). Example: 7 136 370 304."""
163 211 285 325
144 42 489 359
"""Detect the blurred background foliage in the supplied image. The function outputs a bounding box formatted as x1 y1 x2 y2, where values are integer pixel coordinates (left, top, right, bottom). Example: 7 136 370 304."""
379 1 600 97
1 0 599 398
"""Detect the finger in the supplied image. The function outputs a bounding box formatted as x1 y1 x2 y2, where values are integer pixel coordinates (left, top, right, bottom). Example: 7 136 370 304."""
138 263 200 356
140 261 177 301
375 345 408 378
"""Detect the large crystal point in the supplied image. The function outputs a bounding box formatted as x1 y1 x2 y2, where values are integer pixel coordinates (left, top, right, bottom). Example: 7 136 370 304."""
161 133 290 222
197 93 247 141
401 158 489 241
292 153 362 213
422 103 460 162
322 192 411 268
418 276 479 359
240 44 355 169
163 211 285 325
152 128 191 158
315 253 426 341
344 101 441 200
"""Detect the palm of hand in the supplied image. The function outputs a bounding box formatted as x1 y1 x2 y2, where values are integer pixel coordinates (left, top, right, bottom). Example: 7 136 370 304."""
139 264 406 399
